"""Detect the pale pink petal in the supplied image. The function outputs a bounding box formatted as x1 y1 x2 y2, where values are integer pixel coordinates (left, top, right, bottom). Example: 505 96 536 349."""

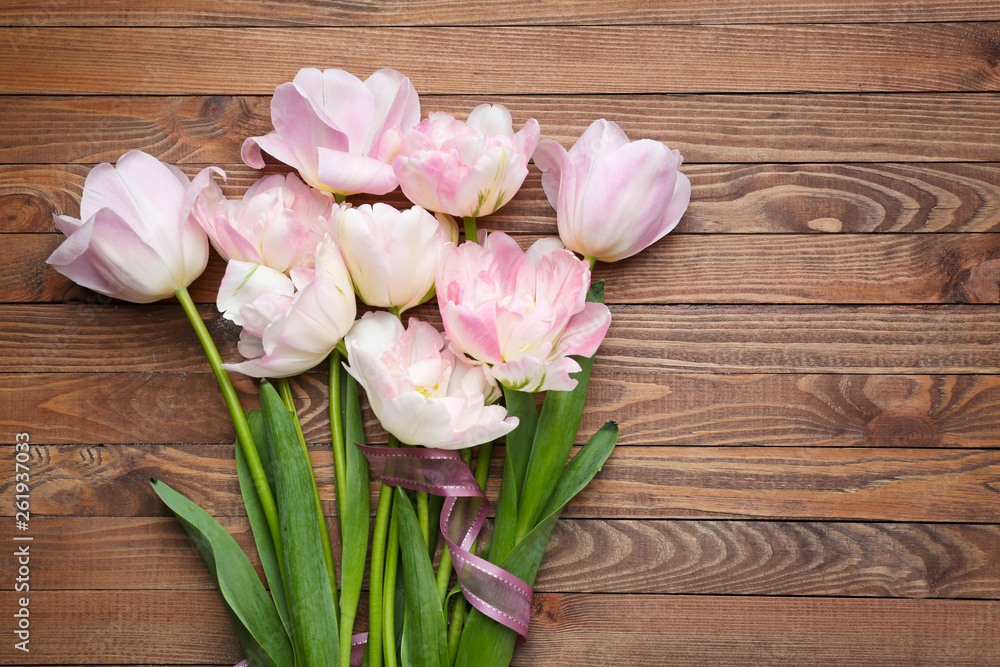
531 139 569 211
46 208 179 303
553 301 612 359
216 261 294 325
316 149 399 196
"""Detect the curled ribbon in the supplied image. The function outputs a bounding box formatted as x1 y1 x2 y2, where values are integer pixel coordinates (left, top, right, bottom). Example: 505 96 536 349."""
358 444 533 640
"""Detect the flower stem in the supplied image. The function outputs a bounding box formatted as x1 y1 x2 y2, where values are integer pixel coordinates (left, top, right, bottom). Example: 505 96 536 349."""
329 352 349 537
463 216 477 243
436 544 453 602
383 507 400 667
174 287 282 555
584 254 597 270
335 192 347 204
277 376 340 621
388 305 401 320
474 441 493 492
417 490 430 546
368 435 401 667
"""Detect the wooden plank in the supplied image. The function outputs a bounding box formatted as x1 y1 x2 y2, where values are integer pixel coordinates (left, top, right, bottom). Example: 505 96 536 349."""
512 595 1000 666
6 372 1000 449
11 232 1000 305
0 590 240 665
7 163 1000 236
4 94 1000 165
3 25 1000 95
21 516 1000 599
0 591 995 665
2 1 997 27
2 303 998 374
5 444 999 522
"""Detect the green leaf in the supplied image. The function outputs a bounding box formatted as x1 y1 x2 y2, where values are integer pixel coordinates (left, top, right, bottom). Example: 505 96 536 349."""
489 446 520 566
261 380 339 666
150 479 293 667
455 421 619 667
395 488 449 667
339 367 370 651
515 280 604 540
236 413 290 636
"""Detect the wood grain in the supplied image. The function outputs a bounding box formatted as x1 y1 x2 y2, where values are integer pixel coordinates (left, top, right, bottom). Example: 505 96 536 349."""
0 591 995 665
4 94 1000 165
5 444 999 522
3 303 998 374
3 25 1000 95
513 595 1000 666
11 232 1000 304
18 516 1000 600
7 163 1000 236
0 590 240 665
7 372 1000 448
2 1 997 27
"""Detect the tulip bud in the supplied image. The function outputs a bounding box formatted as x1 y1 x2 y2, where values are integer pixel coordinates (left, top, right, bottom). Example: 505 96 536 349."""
436 231 611 393
533 119 691 263
242 68 421 197
337 203 458 313
392 104 540 218
344 312 517 449
46 150 212 303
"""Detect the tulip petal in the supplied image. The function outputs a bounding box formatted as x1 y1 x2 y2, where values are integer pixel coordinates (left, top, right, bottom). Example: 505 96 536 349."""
46 207 180 303
554 301 612 359
316 149 399 196
217 261 295 325
531 139 569 211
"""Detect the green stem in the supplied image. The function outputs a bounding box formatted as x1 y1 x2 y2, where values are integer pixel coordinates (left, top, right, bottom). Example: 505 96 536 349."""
388 305 401 319
447 595 466 666
329 352 349 538
335 192 347 204
584 254 597 270
436 544 452 603
276 376 340 623
474 441 493 494
417 491 430 546
368 435 401 667
174 287 282 555
383 508 400 667
463 216 477 242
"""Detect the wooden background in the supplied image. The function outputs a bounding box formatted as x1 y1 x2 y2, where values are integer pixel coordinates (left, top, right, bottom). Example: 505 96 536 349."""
2 1 1000 664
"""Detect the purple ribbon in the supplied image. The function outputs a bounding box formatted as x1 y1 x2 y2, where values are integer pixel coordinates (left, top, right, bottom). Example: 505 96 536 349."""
359 444 533 639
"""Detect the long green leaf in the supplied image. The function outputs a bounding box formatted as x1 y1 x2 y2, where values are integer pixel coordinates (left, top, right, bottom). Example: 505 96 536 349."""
261 380 340 666
395 488 449 667
150 479 293 667
455 421 619 667
514 281 604 540
339 365 370 644
236 412 290 636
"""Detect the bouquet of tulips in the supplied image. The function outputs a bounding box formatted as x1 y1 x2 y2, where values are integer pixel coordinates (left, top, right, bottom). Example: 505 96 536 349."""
46 67 690 667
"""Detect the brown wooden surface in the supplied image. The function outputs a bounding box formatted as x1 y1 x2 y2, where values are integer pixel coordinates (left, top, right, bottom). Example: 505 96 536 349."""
2 1 1000 665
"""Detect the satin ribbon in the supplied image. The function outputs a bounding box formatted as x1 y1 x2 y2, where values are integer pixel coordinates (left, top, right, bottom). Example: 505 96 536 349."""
359 444 533 639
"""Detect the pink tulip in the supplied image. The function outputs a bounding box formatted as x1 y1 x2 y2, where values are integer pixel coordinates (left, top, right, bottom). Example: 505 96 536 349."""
344 312 517 449
392 104 540 218
242 68 420 197
436 232 611 392
46 150 212 303
532 119 691 263
222 237 357 378
192 171 340 273
337 203 458 313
